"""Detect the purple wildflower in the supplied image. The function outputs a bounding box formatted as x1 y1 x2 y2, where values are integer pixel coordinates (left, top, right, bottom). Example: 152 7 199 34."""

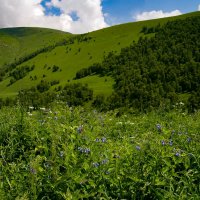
161 140 165 146
92 162 100 168
95 138 100 142
77 125 83 134
136 146 141 150
101 137 107 143
101 159 109 165
175 152 180 157
156 124 162 132
30 167 37 175
84 148 90 154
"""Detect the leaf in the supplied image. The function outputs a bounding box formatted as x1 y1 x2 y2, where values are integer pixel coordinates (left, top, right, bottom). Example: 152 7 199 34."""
84 163 90 171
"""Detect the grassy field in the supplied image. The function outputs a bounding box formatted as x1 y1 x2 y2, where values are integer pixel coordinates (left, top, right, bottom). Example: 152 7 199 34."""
0 27 71 66
0 11 200 98
0 104 199 199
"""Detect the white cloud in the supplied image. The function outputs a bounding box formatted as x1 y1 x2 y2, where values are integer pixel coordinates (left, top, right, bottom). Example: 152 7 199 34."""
198 4 200 11
0 0 108 34
134 10 182 21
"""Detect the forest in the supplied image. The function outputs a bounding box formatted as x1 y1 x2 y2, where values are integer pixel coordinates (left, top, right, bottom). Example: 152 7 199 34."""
76 16 200 112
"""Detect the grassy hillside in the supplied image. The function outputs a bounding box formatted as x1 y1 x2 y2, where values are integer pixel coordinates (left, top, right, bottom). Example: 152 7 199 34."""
0 27 71 66
0 11 200 98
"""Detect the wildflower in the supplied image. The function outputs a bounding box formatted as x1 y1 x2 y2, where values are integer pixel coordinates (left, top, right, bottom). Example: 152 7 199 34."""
29 106 34 110
101 159 109 165
95 138 100 142
161 140 165 146
78 147 90 154
44 162 51 168
101 137 107 143
78 147 83 152
30 167 37 175
92 162 100 168
38 119 45 124
136 146 141 151
169 140 173 146
187 137 192 143
59 151 64 157
156 124 162 131
175 152 180 157
27 112 33 116
77 125 83 134
84 148 90 154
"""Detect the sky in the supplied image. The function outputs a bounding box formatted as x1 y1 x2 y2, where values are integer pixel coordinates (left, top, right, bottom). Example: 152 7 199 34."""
0 0 199 33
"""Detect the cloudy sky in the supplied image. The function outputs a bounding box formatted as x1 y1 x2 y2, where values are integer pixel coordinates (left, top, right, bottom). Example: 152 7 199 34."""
0 0 199 33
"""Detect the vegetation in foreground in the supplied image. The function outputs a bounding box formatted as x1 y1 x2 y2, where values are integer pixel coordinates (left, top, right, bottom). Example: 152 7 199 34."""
0 104 199 199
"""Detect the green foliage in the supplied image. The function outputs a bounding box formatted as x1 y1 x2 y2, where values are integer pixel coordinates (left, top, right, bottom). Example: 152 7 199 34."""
0 105 199 199
36 80 50 93
75 16 200 112
59 83 93 106
52 65 60 72
8 65 35 85
17 83 93 108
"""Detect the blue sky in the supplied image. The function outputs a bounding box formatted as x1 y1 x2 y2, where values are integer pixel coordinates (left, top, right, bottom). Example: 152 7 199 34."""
40 0 200 25
101 0 200 24
0 0 199 33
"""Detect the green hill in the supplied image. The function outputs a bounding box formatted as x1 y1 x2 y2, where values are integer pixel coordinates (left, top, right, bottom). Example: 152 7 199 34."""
0 11 200 99
0 27 71 66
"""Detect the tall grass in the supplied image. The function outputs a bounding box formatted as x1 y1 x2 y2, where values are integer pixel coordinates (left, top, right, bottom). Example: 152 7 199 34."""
0 104 199 199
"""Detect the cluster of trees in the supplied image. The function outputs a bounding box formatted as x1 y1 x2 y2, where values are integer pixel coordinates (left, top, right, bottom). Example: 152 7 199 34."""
76 16 200 112
18 83 93 108
52 65 60 72
140 24 161 34
0 97 16 109
75 63 103 79
8 65 35 85
76 34 92 43
59 83 93 106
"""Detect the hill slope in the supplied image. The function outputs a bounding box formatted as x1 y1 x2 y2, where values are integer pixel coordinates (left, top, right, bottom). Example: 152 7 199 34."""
0 27 71 66
0 11 200 98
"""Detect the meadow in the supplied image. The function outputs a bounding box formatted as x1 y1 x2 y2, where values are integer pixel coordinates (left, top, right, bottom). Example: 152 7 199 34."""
0 103 199 199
